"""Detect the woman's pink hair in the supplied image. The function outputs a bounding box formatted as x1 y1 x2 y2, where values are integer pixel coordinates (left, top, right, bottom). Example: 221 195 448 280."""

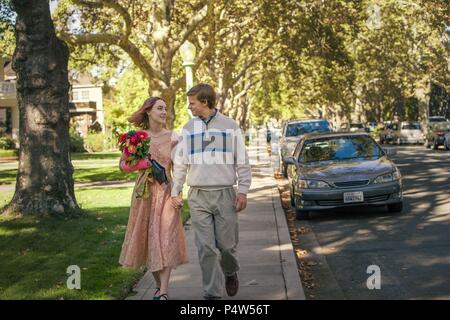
128 97 165 129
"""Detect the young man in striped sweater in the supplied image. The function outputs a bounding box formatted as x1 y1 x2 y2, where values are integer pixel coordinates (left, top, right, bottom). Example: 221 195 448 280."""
170 83 252 300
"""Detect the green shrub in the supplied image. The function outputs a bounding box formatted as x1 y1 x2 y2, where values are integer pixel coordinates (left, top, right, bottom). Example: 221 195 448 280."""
69 128 86 153
0 135 16 150
84 132 108 153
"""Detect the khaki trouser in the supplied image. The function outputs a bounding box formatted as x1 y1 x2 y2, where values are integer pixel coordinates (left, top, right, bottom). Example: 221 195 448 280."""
188 187 240 299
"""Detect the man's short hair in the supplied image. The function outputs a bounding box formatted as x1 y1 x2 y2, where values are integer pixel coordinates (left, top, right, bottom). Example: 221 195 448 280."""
187 83 216 109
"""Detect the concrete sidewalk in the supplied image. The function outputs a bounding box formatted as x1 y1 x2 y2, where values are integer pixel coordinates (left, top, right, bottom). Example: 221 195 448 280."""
125 131 305 300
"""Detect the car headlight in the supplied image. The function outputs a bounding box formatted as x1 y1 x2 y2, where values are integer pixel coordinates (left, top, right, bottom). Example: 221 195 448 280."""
296 179 331 189
373 168 401 184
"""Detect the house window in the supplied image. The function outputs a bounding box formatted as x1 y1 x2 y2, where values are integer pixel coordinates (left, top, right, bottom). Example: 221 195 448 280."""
81 90 90 100
0 107 12 135
72 90 90 101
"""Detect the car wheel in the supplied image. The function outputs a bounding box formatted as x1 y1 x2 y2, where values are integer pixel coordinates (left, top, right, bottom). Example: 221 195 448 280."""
387 202 403 213
294 196 310 220
445 140 450 151
295 208 310 220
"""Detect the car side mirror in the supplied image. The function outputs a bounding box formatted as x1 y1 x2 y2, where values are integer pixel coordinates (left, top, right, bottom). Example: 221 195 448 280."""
283 156 297 166
383 148 397 156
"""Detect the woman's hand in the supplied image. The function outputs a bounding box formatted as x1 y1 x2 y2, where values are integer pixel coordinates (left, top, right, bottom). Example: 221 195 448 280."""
171 195 183 210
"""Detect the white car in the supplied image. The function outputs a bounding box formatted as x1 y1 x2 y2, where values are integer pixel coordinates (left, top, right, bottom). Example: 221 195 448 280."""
398 121 424 144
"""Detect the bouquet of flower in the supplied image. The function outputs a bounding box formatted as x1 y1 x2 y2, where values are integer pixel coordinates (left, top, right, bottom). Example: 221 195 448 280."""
118 130 154 199
118 130 151 166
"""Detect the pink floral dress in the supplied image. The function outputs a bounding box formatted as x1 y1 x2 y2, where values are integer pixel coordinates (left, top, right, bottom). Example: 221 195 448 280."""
118 130 188 272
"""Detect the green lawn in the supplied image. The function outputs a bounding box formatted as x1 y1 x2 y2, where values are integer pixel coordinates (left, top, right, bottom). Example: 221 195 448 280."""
0 151 138 185
0 186 190 300
70 152 122 161
0 149 18 157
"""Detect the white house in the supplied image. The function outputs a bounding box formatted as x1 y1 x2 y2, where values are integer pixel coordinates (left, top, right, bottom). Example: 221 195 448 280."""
0 57 19 143
0 57 105 146
69 70 105 137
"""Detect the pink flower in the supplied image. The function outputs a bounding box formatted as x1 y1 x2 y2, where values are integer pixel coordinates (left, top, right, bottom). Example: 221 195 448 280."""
124 148 130 157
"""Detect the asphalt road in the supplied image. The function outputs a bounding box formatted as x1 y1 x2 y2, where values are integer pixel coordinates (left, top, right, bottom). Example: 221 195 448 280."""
285 144 450 300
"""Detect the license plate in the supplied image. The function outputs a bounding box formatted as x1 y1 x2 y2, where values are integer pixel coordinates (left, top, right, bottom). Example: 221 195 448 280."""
343 192 364 203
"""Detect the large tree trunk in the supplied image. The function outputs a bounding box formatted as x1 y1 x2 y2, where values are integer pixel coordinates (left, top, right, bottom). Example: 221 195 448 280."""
415 77 431 134
2 0 80 217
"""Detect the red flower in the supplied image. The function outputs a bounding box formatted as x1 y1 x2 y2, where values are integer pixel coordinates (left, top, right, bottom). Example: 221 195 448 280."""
130 135 138 145
124 147 130 157
119 133 127 143
137 131 148 140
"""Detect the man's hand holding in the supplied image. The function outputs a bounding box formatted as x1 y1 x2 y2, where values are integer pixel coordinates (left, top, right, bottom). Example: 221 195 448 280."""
234 193 248 212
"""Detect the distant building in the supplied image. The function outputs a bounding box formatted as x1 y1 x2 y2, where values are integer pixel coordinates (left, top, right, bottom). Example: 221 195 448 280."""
0 57 105 147
0 57 18 143
68 70 105 137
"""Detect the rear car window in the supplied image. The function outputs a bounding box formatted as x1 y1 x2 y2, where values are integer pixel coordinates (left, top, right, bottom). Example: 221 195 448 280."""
402 124 421 130
286 121 331 137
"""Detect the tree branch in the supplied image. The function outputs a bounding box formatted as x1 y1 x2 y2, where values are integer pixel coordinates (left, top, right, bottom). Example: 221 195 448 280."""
232 45 271 86
72 0 132 38
59 30 163 83
169 1 209 56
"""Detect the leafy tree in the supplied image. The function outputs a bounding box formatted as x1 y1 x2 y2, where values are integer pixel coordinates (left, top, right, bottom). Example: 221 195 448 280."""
53 0 219 128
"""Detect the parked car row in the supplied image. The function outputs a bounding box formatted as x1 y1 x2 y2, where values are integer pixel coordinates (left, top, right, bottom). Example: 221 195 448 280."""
271 114 450 220
379 121 424 145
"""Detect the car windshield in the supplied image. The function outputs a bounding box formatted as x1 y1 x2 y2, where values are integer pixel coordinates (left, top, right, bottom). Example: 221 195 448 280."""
299 135 384 163
433 123 450 131
402 123 421 130
350 123 364 128
286 121 331 137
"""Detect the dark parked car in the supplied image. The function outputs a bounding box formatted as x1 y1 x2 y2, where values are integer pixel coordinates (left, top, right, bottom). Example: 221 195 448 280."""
425 122 450 150
285 132 403 220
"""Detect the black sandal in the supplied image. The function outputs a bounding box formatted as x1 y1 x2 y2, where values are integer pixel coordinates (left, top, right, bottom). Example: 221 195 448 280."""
158 293 168 300
152 287 160 300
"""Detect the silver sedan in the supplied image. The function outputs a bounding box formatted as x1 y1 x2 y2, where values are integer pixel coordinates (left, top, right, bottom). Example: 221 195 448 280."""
284 132 403 220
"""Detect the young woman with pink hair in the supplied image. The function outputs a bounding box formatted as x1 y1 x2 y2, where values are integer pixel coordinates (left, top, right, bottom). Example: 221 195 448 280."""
118 97 188 300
